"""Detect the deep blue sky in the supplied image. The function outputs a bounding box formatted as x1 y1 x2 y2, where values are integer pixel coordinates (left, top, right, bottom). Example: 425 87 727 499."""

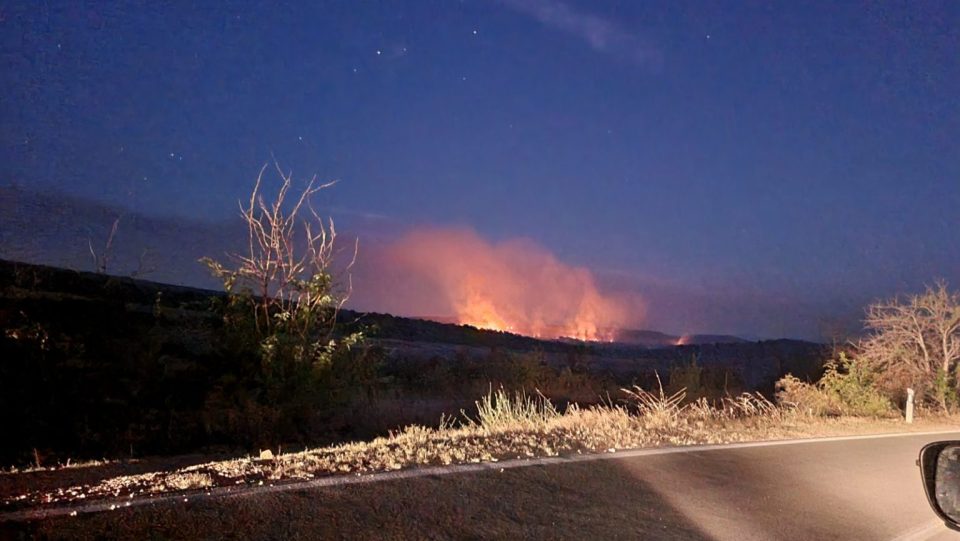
2 1 959 339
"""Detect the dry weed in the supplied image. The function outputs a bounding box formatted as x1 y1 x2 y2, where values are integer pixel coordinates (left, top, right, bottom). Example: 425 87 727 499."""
466 386 560 431
621 374 686 428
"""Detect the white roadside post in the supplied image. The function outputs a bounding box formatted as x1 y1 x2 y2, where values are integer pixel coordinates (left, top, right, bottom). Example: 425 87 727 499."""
905 388 915 424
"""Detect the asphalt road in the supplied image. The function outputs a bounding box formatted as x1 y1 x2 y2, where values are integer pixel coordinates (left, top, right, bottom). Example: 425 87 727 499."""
6 431 960 540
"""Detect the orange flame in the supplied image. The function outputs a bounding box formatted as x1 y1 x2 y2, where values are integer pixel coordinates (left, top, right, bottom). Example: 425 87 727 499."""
381 227 638 341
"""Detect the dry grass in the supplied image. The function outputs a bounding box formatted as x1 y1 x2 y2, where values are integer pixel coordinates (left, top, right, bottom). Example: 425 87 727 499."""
621 374 687 429
2 457 114 475
467 387 560 431
3 386 954 509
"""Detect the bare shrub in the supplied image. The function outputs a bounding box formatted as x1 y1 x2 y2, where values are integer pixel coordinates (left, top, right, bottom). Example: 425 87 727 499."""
859 281 960 410
199 164 362 445
201 163 357 358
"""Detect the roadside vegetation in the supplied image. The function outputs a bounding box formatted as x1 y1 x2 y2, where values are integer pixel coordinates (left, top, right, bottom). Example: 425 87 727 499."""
0 166 381 467
5 380 956 509
777 282 960 417
2 166 959 508
859 281 960 411
775 354 895 417
196 163 366 448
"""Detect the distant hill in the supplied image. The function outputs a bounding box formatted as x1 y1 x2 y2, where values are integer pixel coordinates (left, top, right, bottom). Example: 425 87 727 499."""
610 329 747 347
414 316 746 348
345 307 825 391
0 184 239 290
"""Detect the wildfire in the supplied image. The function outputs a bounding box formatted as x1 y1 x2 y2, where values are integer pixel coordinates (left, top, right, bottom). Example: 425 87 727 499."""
381 227 634 342
457 278 513 333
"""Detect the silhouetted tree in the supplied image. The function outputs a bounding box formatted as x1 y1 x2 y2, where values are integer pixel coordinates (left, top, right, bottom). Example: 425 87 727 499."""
859 281 960 411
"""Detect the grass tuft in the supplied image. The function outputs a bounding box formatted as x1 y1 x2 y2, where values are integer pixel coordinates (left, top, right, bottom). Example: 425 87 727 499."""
467 386 560 431
621 374 686 428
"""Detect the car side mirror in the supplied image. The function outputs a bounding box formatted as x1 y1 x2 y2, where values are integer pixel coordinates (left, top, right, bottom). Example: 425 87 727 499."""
919 441 960 531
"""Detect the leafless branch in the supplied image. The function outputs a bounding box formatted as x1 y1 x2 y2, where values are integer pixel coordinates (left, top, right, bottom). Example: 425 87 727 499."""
209 162 352 344
88 216 121 274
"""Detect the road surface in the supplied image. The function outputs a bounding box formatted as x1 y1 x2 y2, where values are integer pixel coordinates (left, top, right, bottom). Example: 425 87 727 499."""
4 431 959 540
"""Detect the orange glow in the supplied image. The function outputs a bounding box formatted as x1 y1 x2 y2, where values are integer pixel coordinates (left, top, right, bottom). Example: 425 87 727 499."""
382 227 639 341
458 276 512 332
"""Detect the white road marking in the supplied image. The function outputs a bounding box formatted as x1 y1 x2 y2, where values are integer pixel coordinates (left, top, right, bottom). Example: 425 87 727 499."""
3 429 959 522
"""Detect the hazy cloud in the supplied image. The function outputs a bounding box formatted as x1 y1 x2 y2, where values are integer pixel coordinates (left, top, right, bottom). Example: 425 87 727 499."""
499 0 659 64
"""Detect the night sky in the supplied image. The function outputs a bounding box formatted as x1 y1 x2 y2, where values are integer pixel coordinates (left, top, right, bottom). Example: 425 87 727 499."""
2 1 959 340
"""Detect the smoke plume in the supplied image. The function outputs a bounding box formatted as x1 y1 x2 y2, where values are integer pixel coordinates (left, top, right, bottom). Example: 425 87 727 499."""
350 227 639 341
